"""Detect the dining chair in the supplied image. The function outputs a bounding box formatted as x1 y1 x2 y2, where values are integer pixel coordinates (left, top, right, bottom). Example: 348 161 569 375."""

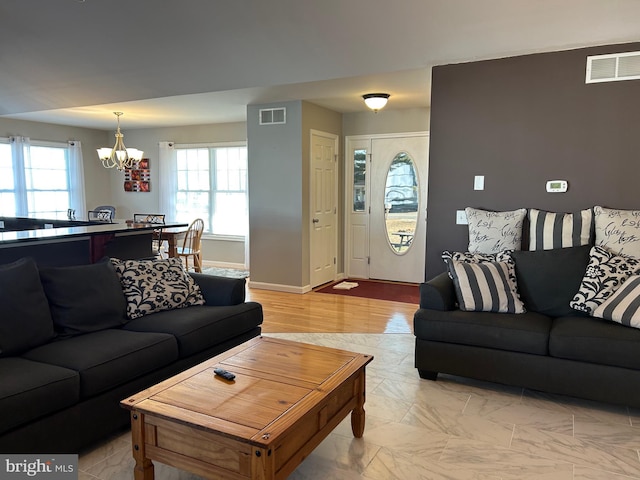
176 218 205 272
94 205 116 219
133 213 166 258
88 209 114 222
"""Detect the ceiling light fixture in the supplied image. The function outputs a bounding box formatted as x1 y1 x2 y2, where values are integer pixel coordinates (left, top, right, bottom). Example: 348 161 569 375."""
97 112 143 171
363 93 390 113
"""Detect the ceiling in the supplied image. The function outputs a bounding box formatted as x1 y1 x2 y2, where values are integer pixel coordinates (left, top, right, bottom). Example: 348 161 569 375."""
1 0 639 130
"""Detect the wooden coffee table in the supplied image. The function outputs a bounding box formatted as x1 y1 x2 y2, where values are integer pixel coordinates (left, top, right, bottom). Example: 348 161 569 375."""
121 336 373 480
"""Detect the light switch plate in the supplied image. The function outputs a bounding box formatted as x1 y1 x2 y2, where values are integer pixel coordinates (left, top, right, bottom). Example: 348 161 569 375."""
474 175 485 190
456 210 468 225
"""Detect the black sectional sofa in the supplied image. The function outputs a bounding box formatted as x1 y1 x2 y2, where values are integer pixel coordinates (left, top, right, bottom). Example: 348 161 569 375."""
414 245 640 408
0 257 263 453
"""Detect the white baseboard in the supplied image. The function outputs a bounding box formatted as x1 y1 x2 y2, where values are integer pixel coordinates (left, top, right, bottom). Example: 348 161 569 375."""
248 281 312 294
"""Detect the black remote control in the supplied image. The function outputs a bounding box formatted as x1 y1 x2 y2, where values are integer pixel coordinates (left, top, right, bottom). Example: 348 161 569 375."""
214 368 236 381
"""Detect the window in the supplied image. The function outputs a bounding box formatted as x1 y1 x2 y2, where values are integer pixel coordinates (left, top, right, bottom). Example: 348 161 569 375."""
0 142 15 216
175 143 247 236
0 138 79 219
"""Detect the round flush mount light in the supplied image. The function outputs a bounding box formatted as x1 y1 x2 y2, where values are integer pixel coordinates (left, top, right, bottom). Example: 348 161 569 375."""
363 93 390 113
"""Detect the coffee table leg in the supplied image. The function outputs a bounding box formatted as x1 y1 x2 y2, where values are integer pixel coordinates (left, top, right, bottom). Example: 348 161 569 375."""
350 369 366 438
131 411 155 480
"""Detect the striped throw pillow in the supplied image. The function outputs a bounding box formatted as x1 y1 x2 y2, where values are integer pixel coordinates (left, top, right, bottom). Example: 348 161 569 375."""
528 208 593 251
449 260 525 313
592 275 640 329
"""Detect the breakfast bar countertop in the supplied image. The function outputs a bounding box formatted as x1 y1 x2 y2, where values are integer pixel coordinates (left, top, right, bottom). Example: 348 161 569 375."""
0 219 188 246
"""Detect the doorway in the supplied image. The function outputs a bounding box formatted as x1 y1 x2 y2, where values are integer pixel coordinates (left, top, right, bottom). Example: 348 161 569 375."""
310 130 338 288
345 133 429 283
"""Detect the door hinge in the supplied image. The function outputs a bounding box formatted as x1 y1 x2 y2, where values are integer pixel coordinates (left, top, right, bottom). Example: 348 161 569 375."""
334 257 336 265
334 207 337 214
367 257 370 265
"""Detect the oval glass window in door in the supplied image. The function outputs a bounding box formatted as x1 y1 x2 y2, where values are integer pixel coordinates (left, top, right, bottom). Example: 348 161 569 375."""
384 152 419 254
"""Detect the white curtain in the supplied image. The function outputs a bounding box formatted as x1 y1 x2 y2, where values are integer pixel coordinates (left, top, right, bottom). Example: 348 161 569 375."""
68 140 86 219
158 141 177 222
9 135 29 216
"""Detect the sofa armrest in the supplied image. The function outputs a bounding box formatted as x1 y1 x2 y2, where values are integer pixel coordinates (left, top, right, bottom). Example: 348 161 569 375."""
420 272 456 311
189 273 246 306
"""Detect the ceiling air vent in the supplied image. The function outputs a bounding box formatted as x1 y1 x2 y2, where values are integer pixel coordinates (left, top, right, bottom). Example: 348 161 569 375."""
259 107 286 125
586 51 640 83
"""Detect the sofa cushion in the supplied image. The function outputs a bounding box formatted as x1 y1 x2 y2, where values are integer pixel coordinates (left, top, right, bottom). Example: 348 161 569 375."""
111 257 205 319
0 357 79 435
448 260 525 313
22 329 178 398
413 309 551 355
594 205 640 258
570 245 640 315
0 257 55 357
549 316 640 370
123 302 263 358
592 275 640 329
39 260 128 337
527 208 593 251
465 207 527 254
512 245 591 317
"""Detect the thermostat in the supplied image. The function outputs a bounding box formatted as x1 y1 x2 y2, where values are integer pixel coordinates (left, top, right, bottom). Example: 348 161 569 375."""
546 180 568 193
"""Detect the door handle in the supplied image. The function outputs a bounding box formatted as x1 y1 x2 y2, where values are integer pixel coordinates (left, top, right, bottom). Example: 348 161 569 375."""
312 218 320 223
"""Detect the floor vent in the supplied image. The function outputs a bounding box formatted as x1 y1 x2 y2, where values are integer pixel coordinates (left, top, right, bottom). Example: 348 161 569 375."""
586 51 640 83
259 107 286 125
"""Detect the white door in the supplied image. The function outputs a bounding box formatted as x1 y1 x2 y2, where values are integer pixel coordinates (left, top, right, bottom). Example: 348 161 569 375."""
310 130 338 288
345 134 428 283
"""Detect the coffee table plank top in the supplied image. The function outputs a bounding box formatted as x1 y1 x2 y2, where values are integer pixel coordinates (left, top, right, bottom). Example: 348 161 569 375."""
122 336 373 447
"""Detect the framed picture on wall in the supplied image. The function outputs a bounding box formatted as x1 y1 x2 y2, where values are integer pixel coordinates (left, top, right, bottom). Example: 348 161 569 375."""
124 158 151 192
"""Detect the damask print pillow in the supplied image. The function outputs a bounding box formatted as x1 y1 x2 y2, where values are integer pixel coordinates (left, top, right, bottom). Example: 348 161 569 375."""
570 245 640 315
110 257 205 320
594 206 640 259
465 207 527 254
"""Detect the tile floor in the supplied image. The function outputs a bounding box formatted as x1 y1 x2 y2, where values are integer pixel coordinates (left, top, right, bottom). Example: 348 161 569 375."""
78 333 640 479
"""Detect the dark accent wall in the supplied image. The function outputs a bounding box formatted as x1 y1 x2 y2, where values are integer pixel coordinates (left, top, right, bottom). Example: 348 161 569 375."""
425 42 640 279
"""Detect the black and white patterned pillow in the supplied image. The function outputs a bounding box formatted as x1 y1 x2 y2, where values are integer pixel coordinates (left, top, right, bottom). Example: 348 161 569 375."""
592 275 640 329
442 250 516 280
465 207 526 254
528 208 593 251
448 260 525 313
570 246 640 315
594 206 640 259
110 257 205 320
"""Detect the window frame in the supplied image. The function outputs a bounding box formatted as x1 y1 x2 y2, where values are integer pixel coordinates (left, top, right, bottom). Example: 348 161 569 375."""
0 137 75 220
174 141 248 240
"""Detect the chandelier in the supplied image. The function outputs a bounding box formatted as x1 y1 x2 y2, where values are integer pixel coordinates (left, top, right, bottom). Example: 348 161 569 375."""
97 112 144 171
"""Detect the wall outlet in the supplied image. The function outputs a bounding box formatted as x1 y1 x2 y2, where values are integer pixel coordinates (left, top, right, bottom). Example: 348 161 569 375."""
474 175 485 190
456 210 468 225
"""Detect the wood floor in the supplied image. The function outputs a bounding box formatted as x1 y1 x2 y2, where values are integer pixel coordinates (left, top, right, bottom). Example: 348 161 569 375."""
246 285 417 334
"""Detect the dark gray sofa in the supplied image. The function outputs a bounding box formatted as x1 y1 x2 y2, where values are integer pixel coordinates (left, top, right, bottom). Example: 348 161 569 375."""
0 257 263 454
413 245 640 408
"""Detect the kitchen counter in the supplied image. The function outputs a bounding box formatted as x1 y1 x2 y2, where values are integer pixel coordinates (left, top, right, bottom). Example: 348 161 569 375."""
0 217 188 267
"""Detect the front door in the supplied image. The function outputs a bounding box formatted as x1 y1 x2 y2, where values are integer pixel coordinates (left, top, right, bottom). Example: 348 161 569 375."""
310 130 338 288
346 133 429 283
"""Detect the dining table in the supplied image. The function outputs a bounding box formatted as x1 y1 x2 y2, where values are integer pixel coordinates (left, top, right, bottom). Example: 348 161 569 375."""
153 225 189 258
